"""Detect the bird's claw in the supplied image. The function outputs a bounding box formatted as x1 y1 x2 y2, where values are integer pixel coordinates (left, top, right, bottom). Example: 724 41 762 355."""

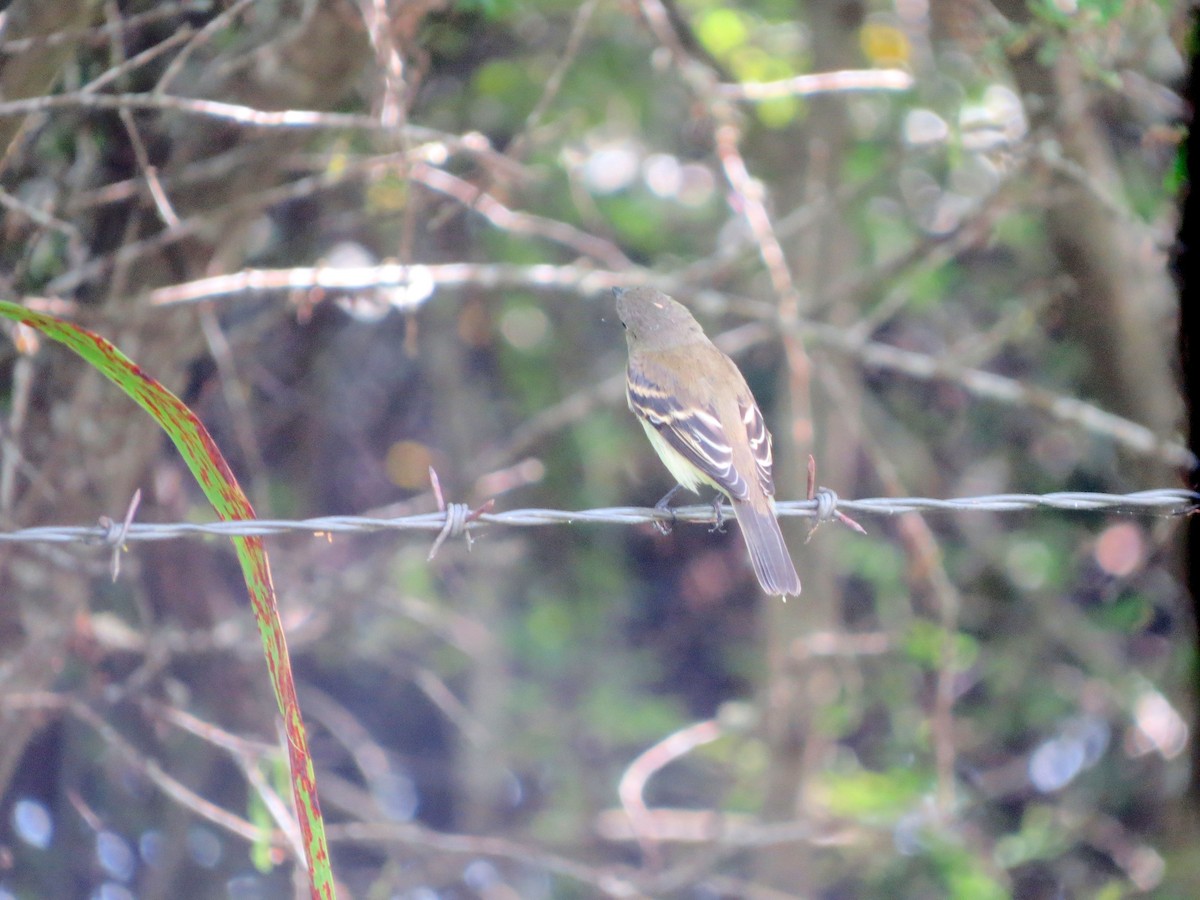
654 485 683 535
708 495 727 533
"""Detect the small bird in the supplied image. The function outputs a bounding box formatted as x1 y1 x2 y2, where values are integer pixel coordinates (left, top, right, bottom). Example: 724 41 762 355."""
615 287 801 596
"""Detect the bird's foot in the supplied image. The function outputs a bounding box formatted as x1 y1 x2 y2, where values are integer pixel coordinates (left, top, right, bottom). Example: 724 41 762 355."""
708 494 727 533
653 485 683 535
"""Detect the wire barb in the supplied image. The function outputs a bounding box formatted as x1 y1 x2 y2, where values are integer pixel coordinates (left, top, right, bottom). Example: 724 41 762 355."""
429 503 471 561
426 467 495 560
812 487 838 522
97 489 142 581
804 455 868 543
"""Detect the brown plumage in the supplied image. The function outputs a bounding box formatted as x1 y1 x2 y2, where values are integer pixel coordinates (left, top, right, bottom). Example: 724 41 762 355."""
616 287 801 597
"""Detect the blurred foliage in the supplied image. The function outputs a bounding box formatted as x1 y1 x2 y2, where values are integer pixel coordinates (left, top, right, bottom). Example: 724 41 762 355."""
0 0 1194 898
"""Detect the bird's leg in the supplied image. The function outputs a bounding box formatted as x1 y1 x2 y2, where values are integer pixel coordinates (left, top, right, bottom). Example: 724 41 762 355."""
654 484 684 535
709 494 727 533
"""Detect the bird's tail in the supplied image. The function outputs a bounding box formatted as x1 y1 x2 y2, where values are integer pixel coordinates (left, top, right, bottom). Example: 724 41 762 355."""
732 500 801 597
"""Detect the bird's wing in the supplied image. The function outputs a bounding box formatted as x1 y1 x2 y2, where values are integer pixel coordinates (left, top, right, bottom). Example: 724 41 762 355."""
626 357 750 500
738 394 776 499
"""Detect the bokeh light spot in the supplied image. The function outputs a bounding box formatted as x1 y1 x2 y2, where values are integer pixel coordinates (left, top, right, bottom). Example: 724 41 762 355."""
1094 522 1144 578
12 799 52 850
386 441 435 491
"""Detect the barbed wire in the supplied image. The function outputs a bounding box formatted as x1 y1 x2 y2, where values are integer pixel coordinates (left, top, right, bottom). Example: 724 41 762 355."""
0 489 1195 549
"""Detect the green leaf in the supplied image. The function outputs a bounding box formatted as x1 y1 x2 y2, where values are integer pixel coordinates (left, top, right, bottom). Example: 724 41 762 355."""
0 301 335 900
696 8 749 60
994 803 1072 868
1089 591 1152 633
903 620 979 672
819 767 928 820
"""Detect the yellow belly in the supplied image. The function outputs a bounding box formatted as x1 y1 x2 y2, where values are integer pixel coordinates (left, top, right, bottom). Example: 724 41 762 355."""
640 420 722 495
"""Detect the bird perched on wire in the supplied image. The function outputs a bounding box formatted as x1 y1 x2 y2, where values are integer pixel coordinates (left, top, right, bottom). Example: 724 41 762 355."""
615 286 801 597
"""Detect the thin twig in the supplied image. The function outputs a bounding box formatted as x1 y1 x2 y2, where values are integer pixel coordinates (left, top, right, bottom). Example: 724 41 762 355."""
325 821 646 899
412 162 633 269
718 69 913 100
505 0 601 162
26 267 1200 469
80 25 195 95
155 0 258 94
0 3 208 54
0 187 84 242
619 718 723 868
2 693 276 847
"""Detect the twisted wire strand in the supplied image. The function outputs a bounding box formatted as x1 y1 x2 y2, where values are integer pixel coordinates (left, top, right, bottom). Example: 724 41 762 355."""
0 489 1195 547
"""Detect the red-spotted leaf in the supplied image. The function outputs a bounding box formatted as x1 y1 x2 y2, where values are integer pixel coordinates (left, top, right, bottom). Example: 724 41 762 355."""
0 301 334 900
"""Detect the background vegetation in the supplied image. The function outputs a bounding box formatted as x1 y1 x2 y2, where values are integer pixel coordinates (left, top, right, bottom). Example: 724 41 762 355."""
0 0 1194 897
